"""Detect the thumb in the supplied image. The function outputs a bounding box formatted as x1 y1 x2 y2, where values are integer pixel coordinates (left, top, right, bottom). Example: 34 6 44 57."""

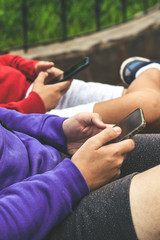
90 126 121 149
91 113 106 129
55 80 72 93
34 72 48 84
57 79 72 87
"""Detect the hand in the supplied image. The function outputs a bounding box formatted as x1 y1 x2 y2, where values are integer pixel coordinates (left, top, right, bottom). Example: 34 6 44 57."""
34 61 54 75
71 126 135 191
63 112 106 155
32 72 72 111
35 61 67 84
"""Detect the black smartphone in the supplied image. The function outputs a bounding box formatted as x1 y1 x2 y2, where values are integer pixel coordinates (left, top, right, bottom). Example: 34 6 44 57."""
114 108 146 142
52 57 90 83
106 108 146 145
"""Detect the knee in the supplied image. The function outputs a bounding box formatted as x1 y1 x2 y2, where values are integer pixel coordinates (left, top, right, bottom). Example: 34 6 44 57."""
143 68 160 79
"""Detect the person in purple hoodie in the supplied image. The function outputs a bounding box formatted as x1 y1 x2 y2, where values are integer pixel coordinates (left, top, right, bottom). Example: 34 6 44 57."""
0 108 160 240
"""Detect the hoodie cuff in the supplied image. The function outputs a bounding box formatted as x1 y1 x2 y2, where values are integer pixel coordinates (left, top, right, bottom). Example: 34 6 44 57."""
19 92 46 114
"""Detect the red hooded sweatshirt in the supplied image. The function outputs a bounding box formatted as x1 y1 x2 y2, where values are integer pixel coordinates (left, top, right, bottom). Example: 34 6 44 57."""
0 54 46 113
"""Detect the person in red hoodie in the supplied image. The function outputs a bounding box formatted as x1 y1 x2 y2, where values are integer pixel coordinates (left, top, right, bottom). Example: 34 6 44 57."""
0 54 73 113
0 53 126 115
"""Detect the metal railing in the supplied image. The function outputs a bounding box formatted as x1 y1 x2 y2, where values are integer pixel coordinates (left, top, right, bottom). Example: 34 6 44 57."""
0 0 160 53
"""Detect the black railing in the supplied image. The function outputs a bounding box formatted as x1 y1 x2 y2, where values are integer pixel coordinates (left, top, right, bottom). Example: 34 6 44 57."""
60 0 67 41
95 0 101 31
22 0 28 53
0 0 160 53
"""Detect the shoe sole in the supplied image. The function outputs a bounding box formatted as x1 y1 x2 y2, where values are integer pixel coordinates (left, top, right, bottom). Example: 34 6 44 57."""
120 56 150 85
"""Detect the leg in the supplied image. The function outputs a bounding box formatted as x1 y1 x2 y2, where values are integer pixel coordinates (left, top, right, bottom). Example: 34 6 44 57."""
45 173 138 240
46 166 160 240
122 133 160 240
45 134 160 240
94 69 160 133
130 165 160 240
126 67 160 94
55 79 124 109
48 79 124 117
121 133 160 177
48 102 96 117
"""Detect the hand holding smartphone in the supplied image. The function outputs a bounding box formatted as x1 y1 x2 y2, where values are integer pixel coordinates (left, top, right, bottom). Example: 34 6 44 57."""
49 57 90 84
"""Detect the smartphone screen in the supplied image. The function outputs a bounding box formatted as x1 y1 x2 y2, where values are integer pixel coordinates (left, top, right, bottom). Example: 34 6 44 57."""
53 57 90 83
115 108 146 142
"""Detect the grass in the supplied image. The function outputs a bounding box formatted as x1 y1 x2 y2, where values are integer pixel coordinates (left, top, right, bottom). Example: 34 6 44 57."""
0 0 159 52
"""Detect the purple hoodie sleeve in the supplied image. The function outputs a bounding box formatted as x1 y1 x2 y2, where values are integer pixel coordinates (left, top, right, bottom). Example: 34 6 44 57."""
0 108 90 240
0 159 89 240
0 108 67 152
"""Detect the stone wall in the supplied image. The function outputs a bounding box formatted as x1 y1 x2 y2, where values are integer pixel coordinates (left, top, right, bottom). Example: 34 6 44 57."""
44 23 160 86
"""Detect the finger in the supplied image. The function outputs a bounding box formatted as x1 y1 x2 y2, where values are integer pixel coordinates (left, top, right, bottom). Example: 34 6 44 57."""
47 67 63 76
114 138 135 154
89 127 121 149
57 80 72 93
58 79 72 86
91 113 106 129
106 124 114 128
35 72 48 84
42 61 54 68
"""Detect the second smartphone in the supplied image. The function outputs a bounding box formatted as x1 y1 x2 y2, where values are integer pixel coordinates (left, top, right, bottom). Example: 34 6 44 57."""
51 57 90 83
